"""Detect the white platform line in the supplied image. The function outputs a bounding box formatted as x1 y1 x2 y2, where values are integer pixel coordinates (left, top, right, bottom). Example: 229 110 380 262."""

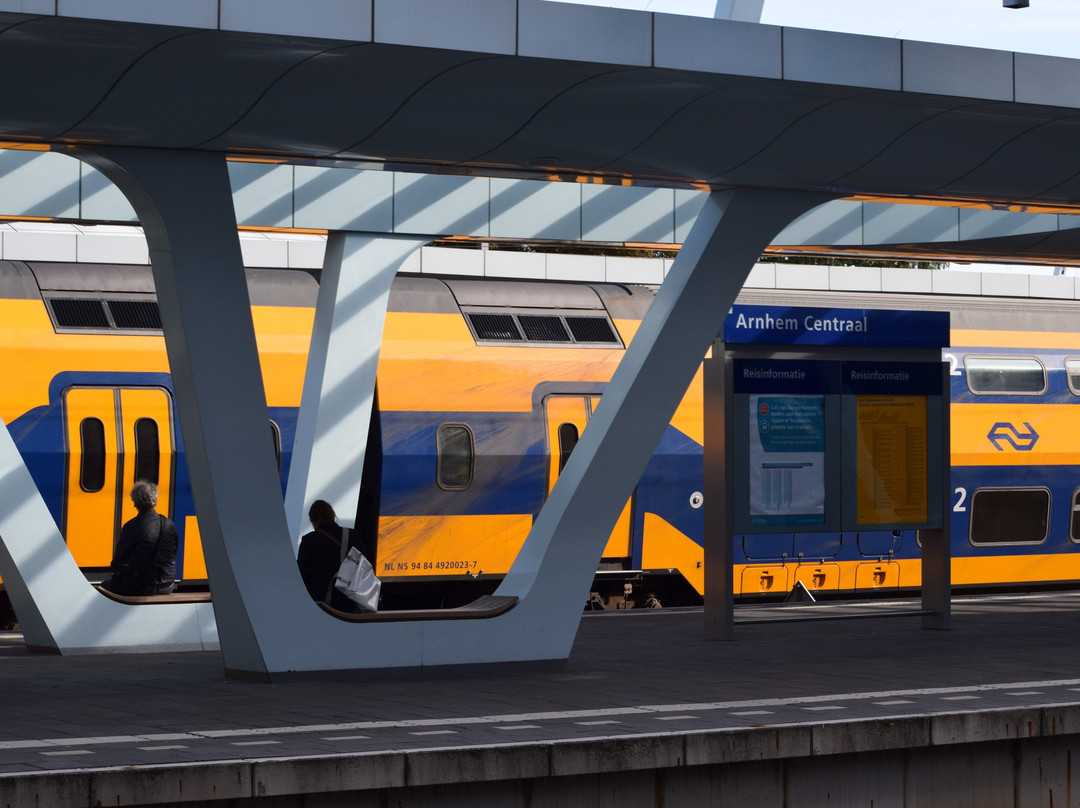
5 678 1080 751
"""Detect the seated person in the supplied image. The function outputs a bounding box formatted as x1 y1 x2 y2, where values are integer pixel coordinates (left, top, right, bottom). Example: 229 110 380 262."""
297 500 366 611
100 480 178 596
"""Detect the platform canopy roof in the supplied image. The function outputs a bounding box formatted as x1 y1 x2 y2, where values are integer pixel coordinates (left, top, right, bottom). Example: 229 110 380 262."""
2 1 1080 214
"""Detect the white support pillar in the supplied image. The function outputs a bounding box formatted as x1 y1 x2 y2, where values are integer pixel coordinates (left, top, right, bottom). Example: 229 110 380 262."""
285 232 427 546
0 414 217 653
75 147 302 676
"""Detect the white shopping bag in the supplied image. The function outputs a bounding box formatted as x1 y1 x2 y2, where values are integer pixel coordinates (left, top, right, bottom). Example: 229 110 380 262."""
333 546 381 612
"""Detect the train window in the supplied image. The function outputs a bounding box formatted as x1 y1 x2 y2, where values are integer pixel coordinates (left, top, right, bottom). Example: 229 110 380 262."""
1071 489 1080 542
558 422 579 472
519 315 571 343
108 299 162 330
79 417 107 493
133 418 160 484
467 313 522 342
969 487 1049 545
50 298 110 330
566 316 618 344
1065 358 1080 395
964 356 1045 395
437 424 474 490
270 420 282 473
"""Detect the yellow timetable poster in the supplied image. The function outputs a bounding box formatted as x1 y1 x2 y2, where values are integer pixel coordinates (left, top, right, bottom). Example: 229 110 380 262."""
855 395 928 524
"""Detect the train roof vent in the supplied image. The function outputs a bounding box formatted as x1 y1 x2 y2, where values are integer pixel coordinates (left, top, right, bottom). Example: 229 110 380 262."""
565 315 618 344
108 299 162 330
467 313 522 341
49 298 110 329
463 308 623 348
45 294 163 333
519 315 571 343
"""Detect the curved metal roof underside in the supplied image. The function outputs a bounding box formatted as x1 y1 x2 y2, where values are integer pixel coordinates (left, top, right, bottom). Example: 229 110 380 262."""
3 4 1080 214
822 230 1080 265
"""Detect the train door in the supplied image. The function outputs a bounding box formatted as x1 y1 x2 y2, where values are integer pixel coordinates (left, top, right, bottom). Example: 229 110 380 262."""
63 386 174 567
543 394 632 558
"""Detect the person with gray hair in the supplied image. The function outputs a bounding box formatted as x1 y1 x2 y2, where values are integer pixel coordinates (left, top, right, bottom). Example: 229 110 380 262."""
100 480 179 596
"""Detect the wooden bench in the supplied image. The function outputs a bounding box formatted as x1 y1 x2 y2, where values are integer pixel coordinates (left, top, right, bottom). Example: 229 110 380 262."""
317 594 518 622
95 586 516 621
94 586 212 605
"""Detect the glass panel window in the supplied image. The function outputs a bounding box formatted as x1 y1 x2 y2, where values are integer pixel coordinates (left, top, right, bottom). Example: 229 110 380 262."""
1066 358 1080 395
969 487 1049 545
1071 489 1080 543
270 420 282 473
80 417 106 493
133 418 160 484
437 424 474 490
965 356 1046 395
558 422 579 473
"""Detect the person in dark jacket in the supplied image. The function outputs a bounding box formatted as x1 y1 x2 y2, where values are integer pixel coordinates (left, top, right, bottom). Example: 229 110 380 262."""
297 500 363 611
100 480 179 596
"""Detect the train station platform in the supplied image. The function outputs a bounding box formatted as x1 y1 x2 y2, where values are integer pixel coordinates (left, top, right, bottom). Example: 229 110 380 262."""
3 593 1080 807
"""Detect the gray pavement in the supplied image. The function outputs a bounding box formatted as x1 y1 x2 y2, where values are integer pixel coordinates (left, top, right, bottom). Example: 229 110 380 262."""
2 593 1080 775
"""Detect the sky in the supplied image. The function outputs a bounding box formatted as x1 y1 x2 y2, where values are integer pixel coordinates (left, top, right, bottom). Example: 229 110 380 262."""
556 0 1080 59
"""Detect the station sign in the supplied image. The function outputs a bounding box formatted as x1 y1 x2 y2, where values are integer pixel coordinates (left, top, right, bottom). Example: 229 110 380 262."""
724 305 950 348
722 306 948 534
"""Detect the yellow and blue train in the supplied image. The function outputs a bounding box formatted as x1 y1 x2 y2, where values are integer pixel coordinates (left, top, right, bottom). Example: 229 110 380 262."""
1 258 1078 609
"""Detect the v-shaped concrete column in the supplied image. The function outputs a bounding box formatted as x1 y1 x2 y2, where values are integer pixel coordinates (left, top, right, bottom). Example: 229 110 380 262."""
0 414 217 653
493 188 835 646
69 145 833 678
285 232 427 546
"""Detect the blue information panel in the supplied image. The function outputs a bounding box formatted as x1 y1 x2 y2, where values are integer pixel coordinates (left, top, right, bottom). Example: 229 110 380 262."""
724 305 950 348
726 306 948 533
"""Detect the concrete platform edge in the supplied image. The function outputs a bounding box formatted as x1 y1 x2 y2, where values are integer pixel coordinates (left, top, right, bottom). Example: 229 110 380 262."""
5 703 1080 806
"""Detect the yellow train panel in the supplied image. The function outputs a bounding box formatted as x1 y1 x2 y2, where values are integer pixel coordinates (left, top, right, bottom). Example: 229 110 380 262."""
741 565 789 596
641 512 704 594
376 514 533 579
182 516 208 580
952 402 1080 466
951 553 1080 587
793 563 841 594
251 306 314 406
379 315 626 412
953 329 1080 351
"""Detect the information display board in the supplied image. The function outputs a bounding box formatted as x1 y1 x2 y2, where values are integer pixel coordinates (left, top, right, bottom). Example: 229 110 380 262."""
724 306 948 534
855 395 927 524
749 394 826 526
841 359 943 531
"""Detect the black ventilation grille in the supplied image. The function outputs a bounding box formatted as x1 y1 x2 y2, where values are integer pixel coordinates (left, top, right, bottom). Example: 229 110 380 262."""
465 310 621 347
565 316 618 344
108 299 162 330
467 313 521 341
519 315 571 342
47 296 163 332
50 298 110 329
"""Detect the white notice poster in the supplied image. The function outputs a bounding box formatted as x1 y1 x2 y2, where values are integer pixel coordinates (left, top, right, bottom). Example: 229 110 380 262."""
749 395 826 526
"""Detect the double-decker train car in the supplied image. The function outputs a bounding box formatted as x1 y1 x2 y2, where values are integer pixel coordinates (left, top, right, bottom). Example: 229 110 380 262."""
1 258 1079 610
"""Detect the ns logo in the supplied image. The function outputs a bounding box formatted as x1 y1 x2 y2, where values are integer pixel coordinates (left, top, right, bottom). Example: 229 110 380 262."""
987 422 1039 451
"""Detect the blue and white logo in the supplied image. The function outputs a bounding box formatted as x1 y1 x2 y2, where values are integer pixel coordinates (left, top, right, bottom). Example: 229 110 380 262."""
987 422 1039 451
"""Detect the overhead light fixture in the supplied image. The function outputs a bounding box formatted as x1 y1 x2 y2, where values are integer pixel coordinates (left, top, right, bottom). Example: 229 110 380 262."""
1003 0 1029 7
